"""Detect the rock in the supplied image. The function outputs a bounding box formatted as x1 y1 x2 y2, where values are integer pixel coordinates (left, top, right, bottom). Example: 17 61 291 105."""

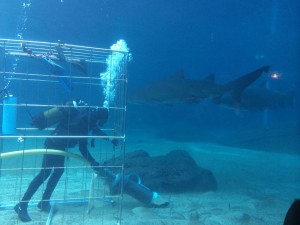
105 150 217 193
284 199 300 225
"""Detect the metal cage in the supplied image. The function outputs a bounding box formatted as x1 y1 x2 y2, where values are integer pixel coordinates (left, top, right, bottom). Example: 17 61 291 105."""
0 38 129 225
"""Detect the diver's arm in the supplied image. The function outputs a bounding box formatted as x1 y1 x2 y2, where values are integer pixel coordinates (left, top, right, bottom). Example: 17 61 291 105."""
78 140 97 164
92 128 119 146
92 127 107 137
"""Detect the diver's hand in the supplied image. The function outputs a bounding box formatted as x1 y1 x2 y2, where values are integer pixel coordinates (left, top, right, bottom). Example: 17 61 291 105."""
105 138 119 146
90 161 101 174
31 113 47 129
110 138 119 147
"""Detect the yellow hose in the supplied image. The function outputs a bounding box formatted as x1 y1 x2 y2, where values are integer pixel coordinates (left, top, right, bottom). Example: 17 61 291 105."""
0 149 90 165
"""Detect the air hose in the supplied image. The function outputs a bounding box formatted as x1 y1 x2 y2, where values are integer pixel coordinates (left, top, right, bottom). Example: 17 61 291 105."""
0 149 168 208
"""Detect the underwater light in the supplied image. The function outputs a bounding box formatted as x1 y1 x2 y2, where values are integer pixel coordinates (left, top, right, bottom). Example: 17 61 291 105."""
271 72 280 79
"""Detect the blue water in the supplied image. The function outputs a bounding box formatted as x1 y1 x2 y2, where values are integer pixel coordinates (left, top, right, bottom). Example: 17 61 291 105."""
1 0 299 152
0 1 300 224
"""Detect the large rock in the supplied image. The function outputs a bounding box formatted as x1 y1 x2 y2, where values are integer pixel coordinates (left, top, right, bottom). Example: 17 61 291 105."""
105 150 217 193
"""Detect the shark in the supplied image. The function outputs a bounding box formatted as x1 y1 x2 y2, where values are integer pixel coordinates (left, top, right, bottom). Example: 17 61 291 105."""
214 85 295 111
128 66 270 105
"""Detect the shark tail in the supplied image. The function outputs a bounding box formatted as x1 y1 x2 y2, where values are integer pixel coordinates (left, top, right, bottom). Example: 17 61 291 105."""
222 65 270 102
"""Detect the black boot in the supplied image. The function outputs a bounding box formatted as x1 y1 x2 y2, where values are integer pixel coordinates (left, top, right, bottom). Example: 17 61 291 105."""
14 203 32 222
37 200 51 213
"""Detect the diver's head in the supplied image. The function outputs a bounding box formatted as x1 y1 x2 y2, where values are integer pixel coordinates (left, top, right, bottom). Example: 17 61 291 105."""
89 107 108 128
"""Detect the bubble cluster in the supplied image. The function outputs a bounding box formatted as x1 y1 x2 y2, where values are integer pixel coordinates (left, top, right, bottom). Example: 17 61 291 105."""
100 40 131 108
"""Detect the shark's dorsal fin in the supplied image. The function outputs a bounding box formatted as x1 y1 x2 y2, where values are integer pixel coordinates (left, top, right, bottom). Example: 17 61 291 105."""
203 73 215 84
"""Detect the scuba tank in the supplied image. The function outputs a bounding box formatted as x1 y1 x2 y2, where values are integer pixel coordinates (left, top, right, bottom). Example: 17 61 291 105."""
99 167 169 207
2 95 18 135
123 173 159 205
31 107 64 130
31 100 81 129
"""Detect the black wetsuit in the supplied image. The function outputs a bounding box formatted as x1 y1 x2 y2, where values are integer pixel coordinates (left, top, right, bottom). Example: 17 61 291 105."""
20 112 98 208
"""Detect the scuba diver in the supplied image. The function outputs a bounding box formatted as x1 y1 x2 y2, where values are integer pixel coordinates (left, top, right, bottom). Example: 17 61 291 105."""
14 100 115 222
21 42 74 92
14 100 168 222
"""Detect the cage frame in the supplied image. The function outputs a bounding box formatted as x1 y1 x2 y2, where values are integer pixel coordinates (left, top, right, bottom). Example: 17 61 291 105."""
0 38 129 225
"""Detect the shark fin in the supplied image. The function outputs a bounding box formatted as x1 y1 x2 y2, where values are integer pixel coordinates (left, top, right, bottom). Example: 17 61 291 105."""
223 65 270 102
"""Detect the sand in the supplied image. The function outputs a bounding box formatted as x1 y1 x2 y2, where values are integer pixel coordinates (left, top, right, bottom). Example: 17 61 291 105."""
0 134 299 225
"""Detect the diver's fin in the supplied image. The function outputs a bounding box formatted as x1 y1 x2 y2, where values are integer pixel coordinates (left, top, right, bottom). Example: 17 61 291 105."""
55 44 66 61
70 59 88 74
43 57 74 92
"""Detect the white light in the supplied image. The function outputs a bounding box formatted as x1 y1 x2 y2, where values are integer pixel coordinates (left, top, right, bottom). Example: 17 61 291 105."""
271 73 280 79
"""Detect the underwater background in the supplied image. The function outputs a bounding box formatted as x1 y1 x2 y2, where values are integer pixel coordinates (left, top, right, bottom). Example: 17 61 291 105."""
0 1 300 224
1 0 299 153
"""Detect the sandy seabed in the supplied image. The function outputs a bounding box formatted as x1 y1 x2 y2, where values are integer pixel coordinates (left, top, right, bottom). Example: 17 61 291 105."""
0 134 299 225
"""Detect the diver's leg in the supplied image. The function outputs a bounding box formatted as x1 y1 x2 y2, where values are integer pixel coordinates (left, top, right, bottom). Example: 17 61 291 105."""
15 155 53 221
38 155 65 212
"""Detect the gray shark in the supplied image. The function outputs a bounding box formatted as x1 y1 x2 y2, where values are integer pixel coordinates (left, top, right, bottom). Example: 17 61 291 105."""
128 66 270 105
214 86 295 111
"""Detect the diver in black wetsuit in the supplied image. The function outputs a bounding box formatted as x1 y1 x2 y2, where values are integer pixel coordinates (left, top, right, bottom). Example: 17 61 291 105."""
15 100 169 222
14 101 112 222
